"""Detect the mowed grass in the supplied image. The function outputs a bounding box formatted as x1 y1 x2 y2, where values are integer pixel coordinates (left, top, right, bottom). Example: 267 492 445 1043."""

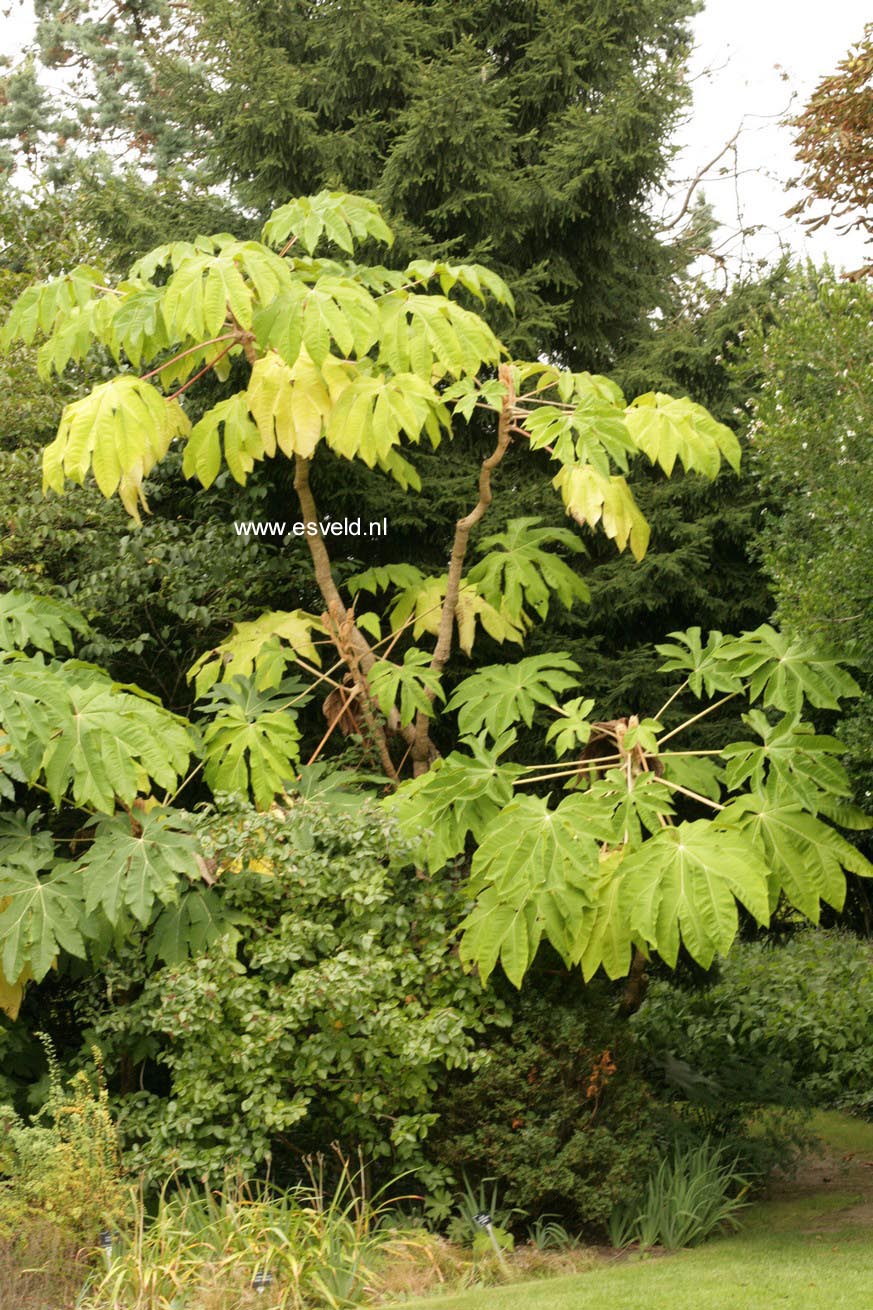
393 1113 873 1310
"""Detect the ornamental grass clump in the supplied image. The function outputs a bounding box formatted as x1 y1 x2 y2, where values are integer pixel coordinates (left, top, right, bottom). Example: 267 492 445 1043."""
80 1157 430 1309
608 1139 750 1252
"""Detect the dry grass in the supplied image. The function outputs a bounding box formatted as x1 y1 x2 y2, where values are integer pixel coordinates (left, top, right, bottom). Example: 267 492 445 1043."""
0 1219 88 1310
367 1234 599 1304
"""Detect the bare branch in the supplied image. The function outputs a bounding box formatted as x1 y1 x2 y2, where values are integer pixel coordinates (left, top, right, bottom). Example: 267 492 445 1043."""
660 128 741 233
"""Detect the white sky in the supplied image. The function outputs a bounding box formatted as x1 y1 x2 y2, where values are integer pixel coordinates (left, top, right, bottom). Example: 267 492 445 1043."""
670 0 870 275
2 0 870 274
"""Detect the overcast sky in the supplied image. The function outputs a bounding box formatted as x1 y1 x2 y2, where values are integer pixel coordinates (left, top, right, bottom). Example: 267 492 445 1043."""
671 0 870 276
3 0 870 273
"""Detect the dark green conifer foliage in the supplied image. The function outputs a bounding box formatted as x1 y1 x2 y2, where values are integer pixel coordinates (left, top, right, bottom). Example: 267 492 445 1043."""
13 0 698 366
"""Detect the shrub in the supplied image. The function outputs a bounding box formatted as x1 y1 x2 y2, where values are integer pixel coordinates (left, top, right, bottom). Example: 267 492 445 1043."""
89 798 506 1188
0 1043 125 1244
428 974 663 1235
633 929 873 1116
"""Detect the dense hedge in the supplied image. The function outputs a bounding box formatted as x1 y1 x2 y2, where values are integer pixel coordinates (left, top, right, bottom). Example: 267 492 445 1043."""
634 929 873 1116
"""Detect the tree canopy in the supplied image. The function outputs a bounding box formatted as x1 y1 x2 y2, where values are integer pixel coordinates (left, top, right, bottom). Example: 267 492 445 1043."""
788 22 873 253
6 0 699 366
0 190 868 1018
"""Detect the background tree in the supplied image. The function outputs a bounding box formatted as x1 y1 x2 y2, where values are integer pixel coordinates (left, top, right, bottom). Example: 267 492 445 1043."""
10 0 699 366
740 269 873 921
787 21 873 271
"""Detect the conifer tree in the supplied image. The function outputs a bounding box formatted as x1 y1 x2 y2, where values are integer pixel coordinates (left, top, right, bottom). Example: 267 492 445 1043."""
8 0 698 365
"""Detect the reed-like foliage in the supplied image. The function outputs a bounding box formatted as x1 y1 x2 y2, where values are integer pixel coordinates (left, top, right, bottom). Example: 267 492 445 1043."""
608 1140 750 1251
78 1157 429 1309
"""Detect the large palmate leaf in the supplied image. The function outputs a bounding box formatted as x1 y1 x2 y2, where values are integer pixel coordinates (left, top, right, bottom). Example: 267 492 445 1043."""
377 291 503 380
0 961 31 1022
245 350 331 459
262 190 394 253
552 464 650 560
108 284 170 369
545 696 596 757
347 563 429 598
445 654 581 738
0 847 86 982
619 821 771 968
458 892 543 990
1 264 104 347
367 648 445 729
79 808 200 926
719 787 873 921
253 277 385 369
467 517 590 620
0 744 26 802
183 393 266 488
624 392 741 477
0 591 89 656
287 762 385 809
404 259 513 307
0 655 195 811
42 374 191 521
575 851 638 982
189 610 324 698
520 390 638 473
146 887 242 968
324 370 447 466
386 733 519 871
577 770 676 849
722 711 851 807
159 242 292 340
349 567 524 655
460 793 602 985
659 753 725 804
656 627 745 698
200 676 305 810
35 298 118 378
726 625 862 714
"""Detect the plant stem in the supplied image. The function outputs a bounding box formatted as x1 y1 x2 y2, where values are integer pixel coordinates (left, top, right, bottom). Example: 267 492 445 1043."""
165 342 234 400
517 752 623 773
653 775 725 811
657 693 738 745
410 362 515 775
140 334 234 382
653 678 689 722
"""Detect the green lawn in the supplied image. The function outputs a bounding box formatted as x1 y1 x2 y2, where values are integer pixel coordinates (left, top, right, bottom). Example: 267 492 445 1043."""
394 1113 873 1310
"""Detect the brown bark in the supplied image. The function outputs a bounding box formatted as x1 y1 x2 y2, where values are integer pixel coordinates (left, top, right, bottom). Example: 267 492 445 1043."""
293 455 411 779
619 948 649 1015
409 364 516 774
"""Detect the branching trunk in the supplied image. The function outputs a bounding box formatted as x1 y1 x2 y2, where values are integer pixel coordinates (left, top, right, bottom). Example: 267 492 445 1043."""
293 455 413 779
410 364 516 774
619 948 649 1015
